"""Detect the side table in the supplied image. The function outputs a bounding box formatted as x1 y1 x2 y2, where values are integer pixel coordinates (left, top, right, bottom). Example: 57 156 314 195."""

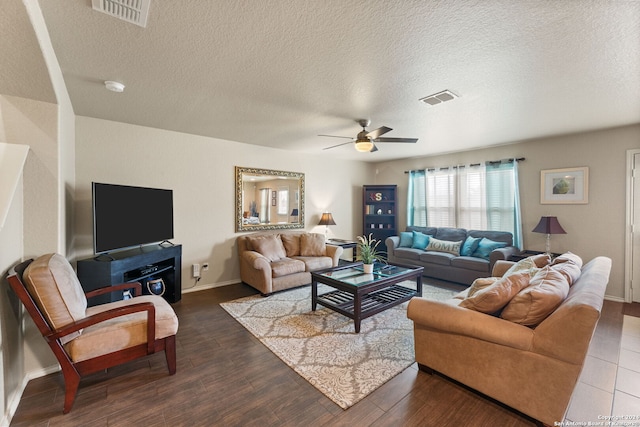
508 250 561 262
326 239 357 262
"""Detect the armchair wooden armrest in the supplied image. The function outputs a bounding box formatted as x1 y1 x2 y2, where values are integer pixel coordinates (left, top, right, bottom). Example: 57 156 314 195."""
47 301 156 353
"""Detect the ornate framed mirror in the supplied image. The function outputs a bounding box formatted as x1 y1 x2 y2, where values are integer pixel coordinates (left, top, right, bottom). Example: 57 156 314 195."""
235 166 305 232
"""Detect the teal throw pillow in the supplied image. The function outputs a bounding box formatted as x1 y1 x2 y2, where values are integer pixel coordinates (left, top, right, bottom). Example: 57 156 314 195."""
399 232 413 248
411 231 430 250
461 236 481 256
472 238 508 260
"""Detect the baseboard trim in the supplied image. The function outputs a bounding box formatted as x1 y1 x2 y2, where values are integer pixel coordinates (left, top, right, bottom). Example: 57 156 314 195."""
181 279 240 293
3 364 60 426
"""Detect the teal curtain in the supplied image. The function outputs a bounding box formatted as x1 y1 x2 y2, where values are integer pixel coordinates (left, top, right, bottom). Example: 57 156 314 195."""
485 159 523 248
407 170 427 227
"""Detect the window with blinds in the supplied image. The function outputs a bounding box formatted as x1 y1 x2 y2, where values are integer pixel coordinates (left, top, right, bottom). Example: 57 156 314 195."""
407 160 522 247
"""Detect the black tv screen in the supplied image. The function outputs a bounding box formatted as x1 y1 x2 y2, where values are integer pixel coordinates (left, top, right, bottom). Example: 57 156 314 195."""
92 182 174 254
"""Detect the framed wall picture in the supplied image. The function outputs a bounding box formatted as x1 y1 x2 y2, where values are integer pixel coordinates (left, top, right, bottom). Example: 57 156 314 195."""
540 166 589 204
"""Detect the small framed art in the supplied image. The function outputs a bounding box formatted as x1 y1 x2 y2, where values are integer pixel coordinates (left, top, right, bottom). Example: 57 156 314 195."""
540 166 589 204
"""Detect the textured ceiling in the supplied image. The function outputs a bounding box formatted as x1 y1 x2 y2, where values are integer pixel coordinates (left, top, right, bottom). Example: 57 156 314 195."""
0 0 56 104
8 1 640 161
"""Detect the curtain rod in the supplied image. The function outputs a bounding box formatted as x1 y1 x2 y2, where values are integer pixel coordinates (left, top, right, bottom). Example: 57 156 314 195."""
404 157 525 174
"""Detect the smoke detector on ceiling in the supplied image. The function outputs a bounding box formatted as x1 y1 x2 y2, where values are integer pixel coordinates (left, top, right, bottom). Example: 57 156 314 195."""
92 0 151 28
104 81 125 92
419 90 459 106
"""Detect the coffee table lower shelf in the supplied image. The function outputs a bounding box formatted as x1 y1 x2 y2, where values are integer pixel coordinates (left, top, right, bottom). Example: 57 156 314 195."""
315 285 417 331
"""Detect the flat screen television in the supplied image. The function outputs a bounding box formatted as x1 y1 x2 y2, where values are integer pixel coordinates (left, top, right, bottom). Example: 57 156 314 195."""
92 182 174 254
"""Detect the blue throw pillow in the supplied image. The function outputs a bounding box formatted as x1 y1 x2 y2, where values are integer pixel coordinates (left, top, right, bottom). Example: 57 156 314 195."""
411 231 430 250
461 236 481 256
399 232 413 248
472 238 508 260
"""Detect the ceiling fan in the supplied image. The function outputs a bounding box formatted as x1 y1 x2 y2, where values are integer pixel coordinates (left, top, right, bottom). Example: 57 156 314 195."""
320 119 418 153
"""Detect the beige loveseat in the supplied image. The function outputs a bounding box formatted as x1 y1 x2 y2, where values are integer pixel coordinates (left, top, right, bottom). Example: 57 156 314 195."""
237 231 343 295
407 254 611 427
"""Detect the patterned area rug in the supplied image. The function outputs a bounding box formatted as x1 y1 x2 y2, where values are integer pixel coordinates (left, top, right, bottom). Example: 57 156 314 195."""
220 281 459 409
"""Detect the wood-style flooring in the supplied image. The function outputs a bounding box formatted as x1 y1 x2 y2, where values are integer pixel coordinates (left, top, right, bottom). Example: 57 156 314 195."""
10 283 624 427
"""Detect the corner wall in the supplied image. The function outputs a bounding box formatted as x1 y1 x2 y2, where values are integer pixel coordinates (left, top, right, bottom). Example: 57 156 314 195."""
374 124 640 300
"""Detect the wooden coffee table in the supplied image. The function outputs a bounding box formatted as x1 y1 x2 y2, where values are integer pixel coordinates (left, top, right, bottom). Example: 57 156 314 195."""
311 263 424 333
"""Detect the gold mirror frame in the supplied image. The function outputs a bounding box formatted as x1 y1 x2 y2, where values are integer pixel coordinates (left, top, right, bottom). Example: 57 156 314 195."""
235 166 305 232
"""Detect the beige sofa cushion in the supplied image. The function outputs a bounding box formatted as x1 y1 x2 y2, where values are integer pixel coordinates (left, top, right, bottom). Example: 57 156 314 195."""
503 254 549 279
23 253 88 344
300 233 326 256
550 252 583 285
248 234 287 261
65 295 179 362
280 234 301 257
501 266 570 326
271 258 306 277
466 277 500 298
459 272 530 314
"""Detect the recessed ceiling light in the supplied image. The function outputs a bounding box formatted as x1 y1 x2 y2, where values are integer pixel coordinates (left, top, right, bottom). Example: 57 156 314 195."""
104 81 125 93
419 90 459 106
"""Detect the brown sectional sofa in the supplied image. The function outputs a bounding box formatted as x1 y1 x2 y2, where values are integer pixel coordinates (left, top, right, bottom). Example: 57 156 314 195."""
386 226 520 285
237 231 343 295
407 254 612 426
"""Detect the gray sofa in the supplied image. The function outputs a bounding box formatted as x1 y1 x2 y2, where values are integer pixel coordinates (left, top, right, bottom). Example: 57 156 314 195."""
386 226 519 285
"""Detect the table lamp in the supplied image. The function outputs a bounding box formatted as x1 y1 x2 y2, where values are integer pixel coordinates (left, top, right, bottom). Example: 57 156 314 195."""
290 208 299 223
532 216 566 255
318 212 336 239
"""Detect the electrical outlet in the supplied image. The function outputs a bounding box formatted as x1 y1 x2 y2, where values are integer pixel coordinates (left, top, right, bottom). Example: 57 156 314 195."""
202 262 209 272
192 263 200 278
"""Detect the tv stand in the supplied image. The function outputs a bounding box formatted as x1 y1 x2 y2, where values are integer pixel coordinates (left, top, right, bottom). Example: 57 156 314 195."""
77 244 182 306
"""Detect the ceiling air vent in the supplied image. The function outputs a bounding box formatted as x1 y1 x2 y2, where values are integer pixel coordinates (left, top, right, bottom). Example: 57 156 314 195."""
92 0 151 28
419 90 459 106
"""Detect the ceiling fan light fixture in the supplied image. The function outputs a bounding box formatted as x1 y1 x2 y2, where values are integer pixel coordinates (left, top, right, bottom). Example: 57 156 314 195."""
355 139 374 152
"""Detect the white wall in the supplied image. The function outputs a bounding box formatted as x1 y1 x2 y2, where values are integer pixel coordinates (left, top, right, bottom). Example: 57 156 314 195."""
74 116 373 290
374 124 640 300
0 174 25 426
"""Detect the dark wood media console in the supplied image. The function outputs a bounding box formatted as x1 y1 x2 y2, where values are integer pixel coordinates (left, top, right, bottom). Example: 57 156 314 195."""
77 244 182 306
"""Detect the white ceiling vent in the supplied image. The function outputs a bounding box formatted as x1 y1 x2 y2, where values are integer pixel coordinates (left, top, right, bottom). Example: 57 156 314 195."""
92 0 151 28
419 90 459 106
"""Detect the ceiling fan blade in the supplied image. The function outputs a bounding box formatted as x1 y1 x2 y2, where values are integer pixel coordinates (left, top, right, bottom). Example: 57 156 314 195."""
322 141 354 150
374 137 418 143
318 134 354 140
366 126 392 139
370 144 379 152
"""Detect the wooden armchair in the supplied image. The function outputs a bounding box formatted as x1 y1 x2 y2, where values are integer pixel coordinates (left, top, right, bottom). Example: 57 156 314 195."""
7 253 179 414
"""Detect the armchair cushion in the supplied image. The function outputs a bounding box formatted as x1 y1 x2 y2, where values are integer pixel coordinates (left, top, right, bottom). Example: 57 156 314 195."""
300 233 326 256
66 295 178 362
23 253 88 344
248 234 287 261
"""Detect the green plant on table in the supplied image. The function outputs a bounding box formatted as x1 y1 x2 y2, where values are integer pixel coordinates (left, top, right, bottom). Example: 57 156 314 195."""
356 233 387 265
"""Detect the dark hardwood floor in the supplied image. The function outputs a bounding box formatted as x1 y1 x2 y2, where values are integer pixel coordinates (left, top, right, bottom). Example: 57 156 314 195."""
10 283 623 427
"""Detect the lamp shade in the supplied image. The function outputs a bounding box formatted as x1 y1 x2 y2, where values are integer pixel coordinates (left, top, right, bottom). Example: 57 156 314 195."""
318 212 336 226
291 209 299 216
532 216 566 235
